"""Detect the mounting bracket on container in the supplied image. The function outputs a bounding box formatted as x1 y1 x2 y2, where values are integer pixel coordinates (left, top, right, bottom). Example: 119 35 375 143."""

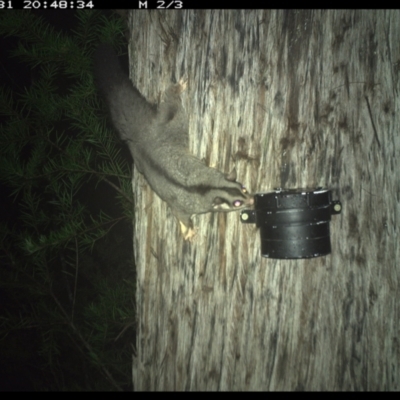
240 187 342 259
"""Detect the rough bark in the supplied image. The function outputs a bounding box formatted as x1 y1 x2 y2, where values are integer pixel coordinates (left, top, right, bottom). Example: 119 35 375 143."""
129 10 400 390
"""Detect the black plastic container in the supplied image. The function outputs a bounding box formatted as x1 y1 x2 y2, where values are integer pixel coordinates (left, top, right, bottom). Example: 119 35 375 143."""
240 188 342 259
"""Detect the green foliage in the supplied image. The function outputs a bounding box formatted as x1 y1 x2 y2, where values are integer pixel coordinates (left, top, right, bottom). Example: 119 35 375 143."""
0 10 135 391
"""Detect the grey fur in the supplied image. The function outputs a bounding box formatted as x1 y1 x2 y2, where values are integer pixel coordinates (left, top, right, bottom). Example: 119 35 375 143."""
94 45 253 238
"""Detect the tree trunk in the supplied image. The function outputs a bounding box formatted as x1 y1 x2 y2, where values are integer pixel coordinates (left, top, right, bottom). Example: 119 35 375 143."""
129 10 400 390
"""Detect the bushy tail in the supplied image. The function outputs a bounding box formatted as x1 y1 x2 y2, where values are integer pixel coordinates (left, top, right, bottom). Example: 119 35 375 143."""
93 44 156 143
94 44 127 98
